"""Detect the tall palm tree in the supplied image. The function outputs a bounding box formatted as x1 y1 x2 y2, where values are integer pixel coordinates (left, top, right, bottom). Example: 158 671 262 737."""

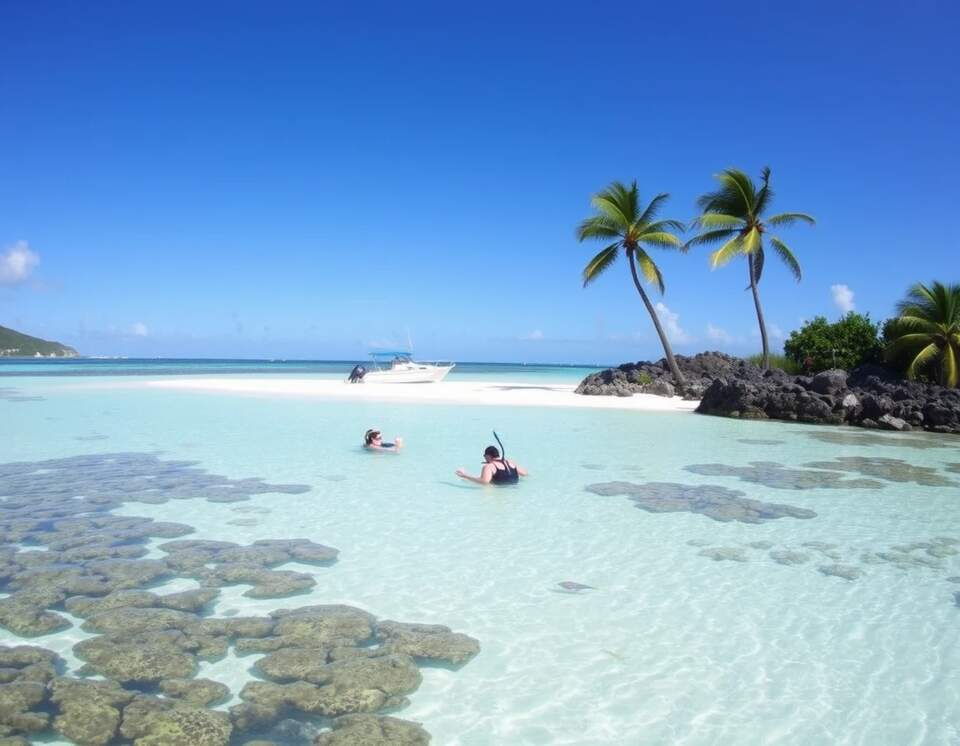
577 180 687 386
886 281 960 387
686 167 814 370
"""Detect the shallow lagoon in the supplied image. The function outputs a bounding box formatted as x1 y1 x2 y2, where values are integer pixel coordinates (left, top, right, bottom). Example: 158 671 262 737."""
3 372 960 745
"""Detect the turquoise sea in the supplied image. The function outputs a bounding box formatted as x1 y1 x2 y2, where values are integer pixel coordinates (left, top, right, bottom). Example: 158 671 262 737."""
2 360 960 744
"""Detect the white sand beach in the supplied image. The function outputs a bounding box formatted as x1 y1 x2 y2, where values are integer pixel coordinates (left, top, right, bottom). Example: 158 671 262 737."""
144 377 700 411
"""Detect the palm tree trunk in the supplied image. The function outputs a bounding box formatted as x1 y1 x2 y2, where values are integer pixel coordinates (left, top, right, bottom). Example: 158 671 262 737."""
628 251 686 387
748 253 770 370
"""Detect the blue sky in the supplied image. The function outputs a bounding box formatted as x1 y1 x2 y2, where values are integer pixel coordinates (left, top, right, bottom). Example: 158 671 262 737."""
1 1 957 363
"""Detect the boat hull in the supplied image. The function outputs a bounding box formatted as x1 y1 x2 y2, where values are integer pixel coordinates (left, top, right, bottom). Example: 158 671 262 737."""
361 364 455 383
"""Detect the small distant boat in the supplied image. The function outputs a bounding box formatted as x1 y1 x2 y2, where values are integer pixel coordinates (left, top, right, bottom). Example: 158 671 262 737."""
347 351 455 384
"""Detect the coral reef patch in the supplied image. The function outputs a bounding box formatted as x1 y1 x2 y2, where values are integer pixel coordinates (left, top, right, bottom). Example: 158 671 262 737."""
585 481 816 523
0 453 479 744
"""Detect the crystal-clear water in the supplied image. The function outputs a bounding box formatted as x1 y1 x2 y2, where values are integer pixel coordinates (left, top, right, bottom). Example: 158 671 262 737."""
3 363 960 745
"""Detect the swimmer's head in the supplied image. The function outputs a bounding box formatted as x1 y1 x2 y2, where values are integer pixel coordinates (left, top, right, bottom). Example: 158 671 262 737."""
365 429 381 446
483 446 500 461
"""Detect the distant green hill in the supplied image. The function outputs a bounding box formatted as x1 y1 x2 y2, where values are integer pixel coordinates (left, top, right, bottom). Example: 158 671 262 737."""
0 325 78 357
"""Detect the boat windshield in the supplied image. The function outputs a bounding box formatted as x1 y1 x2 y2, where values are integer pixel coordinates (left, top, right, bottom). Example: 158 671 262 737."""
368 351 413 368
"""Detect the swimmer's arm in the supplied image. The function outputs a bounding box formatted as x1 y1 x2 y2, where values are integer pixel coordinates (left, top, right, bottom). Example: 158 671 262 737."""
517 465 528 477
455 464 494 484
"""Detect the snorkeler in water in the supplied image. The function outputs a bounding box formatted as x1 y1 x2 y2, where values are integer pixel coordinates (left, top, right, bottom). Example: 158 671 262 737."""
456 432 527 485
363 428 403 452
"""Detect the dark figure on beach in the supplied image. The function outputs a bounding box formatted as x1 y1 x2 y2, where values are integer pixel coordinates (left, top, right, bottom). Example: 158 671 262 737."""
456 445 527 485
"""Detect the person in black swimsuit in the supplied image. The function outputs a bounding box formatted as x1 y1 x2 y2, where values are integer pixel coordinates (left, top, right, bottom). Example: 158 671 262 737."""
456 445 527 485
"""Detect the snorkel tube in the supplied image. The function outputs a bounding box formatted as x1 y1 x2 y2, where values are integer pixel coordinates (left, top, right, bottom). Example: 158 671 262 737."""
493 430 506 458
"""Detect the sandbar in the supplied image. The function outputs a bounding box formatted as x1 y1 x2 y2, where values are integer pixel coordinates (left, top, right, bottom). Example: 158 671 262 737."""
143 377 700 412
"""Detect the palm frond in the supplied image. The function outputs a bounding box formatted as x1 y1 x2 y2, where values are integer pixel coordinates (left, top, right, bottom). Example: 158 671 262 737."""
887 332 936 357
637 193 670 226
634 248 665 294
888 315 941 335
638 231 683 249
768 236 802 281
906 342 940 380
696 169 755 217
683 228 737 251
692 214 744 230
766 212 816 228
581 242 620 287
576 216 623 242
741 227 761 255
709 234 744 269
752 247 765 285
896 283 937 318
645 219 685 233
717 169 757 215
591 194 631 228
942 341 959 387
753 167 774 216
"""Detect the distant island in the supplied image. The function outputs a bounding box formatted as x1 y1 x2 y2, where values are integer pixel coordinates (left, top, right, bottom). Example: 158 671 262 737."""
0 324 78 357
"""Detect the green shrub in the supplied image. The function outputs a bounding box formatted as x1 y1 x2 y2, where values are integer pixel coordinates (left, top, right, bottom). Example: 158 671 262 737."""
746 353 801 374
784 313 882 373
637 372 653 385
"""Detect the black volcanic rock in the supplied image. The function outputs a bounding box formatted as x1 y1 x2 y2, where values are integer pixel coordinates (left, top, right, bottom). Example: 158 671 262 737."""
697 363 960 435
575 352 744 400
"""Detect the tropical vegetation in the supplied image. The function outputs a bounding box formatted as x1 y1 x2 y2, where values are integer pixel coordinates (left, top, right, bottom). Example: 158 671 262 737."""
577 181 687 385
885 281 960 387
746 353 801 375
686 167 814 370
783 313 883 373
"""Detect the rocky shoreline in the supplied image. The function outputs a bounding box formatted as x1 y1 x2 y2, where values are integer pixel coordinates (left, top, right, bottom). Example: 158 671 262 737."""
576 352 960 435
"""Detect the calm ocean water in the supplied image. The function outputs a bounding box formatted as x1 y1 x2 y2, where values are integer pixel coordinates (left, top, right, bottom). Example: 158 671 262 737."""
2 360 959 745
0 357 602 383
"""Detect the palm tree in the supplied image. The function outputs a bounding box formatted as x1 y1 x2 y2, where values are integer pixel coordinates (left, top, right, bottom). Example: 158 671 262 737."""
886 281 960 387
577 180 687 386
686 167 814 370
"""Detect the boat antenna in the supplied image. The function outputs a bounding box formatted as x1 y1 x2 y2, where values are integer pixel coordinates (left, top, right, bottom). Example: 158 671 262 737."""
493 430 506 458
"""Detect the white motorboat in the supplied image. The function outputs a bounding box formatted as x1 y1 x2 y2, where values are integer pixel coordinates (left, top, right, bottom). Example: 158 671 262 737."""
347 352 455 384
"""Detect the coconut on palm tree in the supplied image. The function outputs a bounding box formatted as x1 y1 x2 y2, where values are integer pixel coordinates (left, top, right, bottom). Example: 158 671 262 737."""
686 167 814 370
577 180 687 386
886 281 960 387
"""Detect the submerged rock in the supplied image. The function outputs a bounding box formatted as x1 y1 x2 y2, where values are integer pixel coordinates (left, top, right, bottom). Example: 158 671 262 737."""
585 481 816 524
120 696 232 745
802 457 956 488
698 547 749 562
769 550 810 566
0 452 479 745
49 677 134 745
818 564 864 581
685 462 883 491
74 636 196 683
159 678 230 706
314 714 431 745
376 621 480 666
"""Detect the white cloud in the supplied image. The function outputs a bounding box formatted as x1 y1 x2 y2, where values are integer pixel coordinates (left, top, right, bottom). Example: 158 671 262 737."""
831 284 855 313
130 322 148 337
705 323 733 344
654 302 691 344
521 329 544 341
0 241 39 285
